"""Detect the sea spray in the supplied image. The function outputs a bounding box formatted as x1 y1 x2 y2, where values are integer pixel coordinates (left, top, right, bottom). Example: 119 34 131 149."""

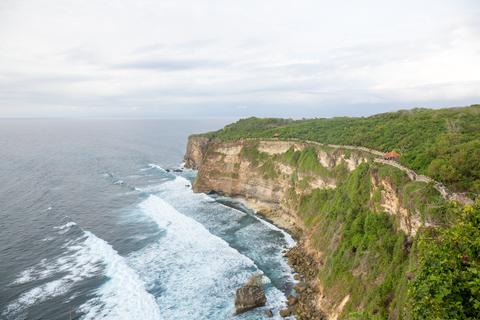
127 174 294 319
128 195 264 319
4 222 160 320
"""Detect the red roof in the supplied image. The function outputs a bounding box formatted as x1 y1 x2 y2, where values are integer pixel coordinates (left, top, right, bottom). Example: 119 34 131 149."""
384 151 400 158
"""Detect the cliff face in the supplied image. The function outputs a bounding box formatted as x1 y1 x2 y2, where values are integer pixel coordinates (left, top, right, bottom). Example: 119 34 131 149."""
189 139 353 230
185 136 423 237
185 136 453 319
184 135 211 169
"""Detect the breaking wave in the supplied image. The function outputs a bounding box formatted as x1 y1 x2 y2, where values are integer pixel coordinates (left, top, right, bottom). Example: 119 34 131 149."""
4 222 160 320
128 195 263 319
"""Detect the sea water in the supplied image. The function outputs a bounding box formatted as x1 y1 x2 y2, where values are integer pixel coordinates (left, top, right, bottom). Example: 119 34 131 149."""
0 119 296 320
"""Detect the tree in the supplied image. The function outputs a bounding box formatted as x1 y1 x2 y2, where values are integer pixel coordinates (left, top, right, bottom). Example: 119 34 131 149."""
410 202 480 319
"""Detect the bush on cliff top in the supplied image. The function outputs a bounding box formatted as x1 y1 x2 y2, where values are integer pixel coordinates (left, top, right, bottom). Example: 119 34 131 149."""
409 202 480 320
203 105 480 194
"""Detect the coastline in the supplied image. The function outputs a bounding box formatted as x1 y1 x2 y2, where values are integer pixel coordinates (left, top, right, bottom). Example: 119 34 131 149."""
183 136 386 318
233 196 327 319
184 107 480 319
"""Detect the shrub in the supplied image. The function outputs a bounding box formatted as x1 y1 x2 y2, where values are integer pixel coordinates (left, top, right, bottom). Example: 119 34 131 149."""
409 202 480 320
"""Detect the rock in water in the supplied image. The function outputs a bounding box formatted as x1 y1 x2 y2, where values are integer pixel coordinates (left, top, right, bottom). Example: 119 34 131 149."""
279 308 292 317
235 286 267 314
235 274 267 314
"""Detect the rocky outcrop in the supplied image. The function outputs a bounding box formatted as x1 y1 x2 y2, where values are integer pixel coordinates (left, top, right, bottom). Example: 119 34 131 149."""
234 275 267 314
286 243 326 320
370 174 422 236
185 137 368 232
184 135 211 169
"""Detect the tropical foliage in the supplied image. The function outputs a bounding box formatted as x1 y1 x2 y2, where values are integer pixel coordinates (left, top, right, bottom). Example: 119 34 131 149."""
232 139 476 319
203 105 480 194
409 202 480 320
198 105 480 319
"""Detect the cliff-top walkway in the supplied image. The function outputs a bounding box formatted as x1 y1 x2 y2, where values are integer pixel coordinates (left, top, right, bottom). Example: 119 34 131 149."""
241 137 474 206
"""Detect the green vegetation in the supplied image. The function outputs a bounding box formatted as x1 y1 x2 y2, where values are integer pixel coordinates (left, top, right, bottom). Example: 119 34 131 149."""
203 105 480 194
239 142 276 178
235 141 478 318
280 147 330 177
292 162 472 319
239 141 268 166
239 143 350 183
409 203 480 320
375 165 452 224
377 164 410 187
260 158 278 179
197 105 480 319
297 163 413 319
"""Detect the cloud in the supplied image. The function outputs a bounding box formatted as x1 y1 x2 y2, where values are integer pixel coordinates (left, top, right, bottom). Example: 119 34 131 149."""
115 58 227 71
0 0 479 118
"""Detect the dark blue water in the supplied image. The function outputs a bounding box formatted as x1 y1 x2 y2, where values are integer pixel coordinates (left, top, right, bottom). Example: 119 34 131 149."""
0 119 296 320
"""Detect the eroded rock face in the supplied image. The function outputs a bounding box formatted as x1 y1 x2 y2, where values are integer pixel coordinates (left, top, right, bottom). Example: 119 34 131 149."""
186 139 350 232
184 135 211 169
370 174 422 236
234 281 266 314
184 137 432 319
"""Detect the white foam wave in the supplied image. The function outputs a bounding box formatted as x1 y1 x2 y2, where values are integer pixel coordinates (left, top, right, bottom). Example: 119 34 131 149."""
139 177 297 315
79 231 160 320
128 195 276 319
134 184 169 194
157 175 212 201
6 225 160 320
160 176 296 248
146 163 166 172
4 279 70 318
246 208 296 248
139 195 255 262
12 259 49 285
41 235 55 242
5 235 101 317
54 221 77 230
52 221 77 234
13 221 82 286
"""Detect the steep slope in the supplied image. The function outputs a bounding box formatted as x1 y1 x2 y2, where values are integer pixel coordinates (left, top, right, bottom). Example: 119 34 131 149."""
185 105 480 319
185 137 458 319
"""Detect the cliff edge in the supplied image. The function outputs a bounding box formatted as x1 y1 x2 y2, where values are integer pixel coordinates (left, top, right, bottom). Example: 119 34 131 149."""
184 106 480 319
185 136 458 319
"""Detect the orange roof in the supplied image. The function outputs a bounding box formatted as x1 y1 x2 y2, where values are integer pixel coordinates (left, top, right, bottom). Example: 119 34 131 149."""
384 151 400 158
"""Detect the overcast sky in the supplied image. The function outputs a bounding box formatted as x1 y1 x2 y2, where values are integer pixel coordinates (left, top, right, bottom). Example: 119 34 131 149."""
0 0 479 118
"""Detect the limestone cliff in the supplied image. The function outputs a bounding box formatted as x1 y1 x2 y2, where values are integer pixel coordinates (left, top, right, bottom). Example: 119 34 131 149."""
184 136 449 319
185 136 426 237
184 135 211 169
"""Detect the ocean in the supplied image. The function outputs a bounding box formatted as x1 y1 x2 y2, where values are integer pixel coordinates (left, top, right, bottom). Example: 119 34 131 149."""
0 119 296 320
